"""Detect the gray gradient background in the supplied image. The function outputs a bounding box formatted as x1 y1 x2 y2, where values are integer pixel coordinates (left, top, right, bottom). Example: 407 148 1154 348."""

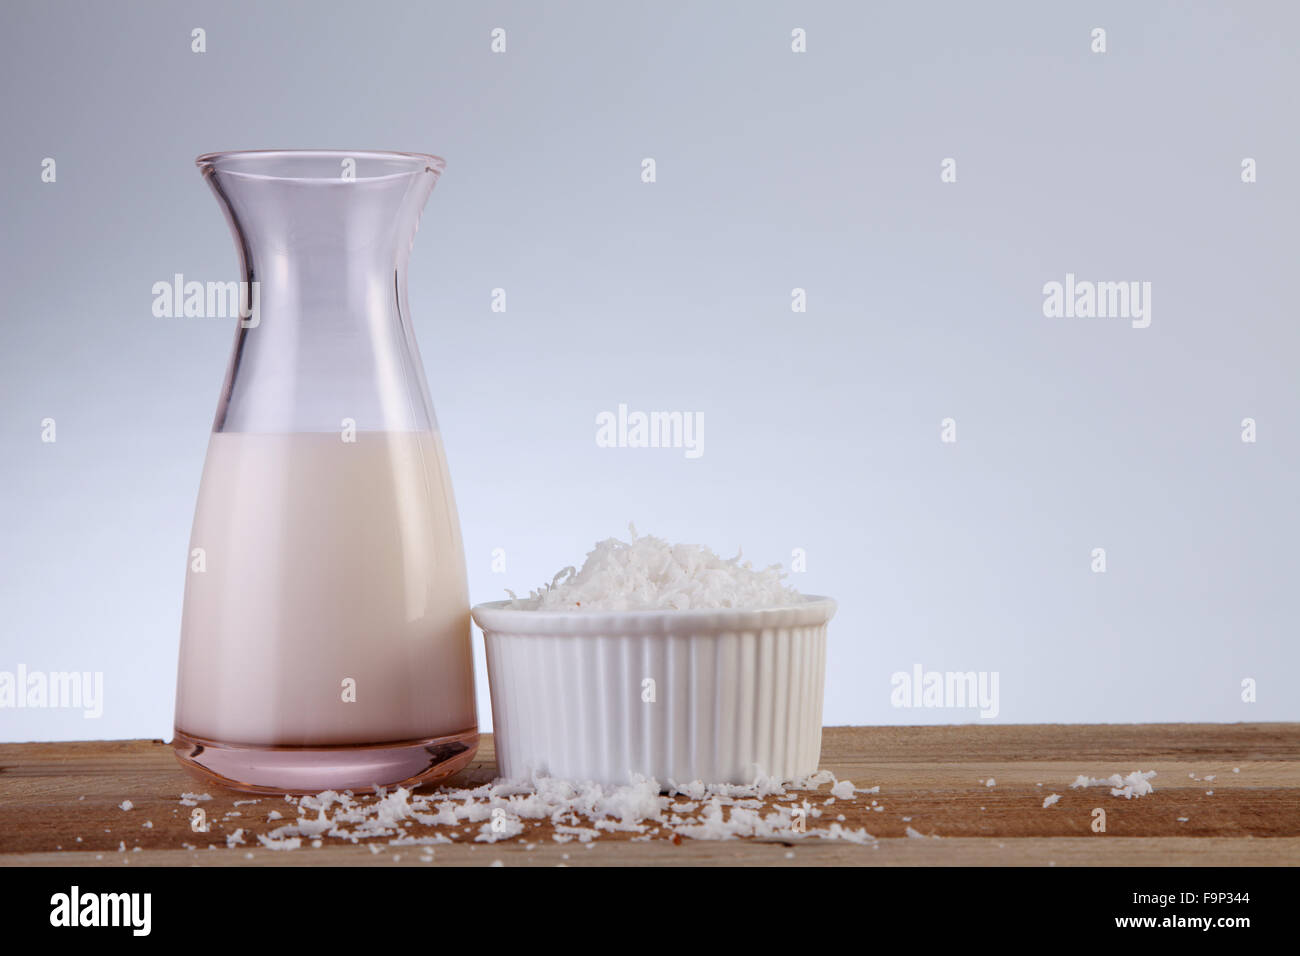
1 1 1296 742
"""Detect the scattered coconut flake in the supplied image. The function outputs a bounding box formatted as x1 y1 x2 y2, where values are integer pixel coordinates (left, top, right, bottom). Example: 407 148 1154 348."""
1177 817 1189 823
798 770 836 790
477 816 526 843
830 780 855 800
820 823 875 845
555 824 601 842
391 834 452 847
226 829 245 848
1042 794 1061 808
509 526 802 611
147 764 888 853
984 778 996 788
670 780 707 801
1069 770 1156 799
142 821 152 829
118 800 133 811
258 834 302 851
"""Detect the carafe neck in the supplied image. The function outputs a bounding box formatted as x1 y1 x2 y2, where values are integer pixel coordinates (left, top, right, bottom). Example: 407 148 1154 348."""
198 151 444 435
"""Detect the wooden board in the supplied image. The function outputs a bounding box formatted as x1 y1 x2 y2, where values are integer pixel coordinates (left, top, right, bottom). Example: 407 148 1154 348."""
1 724 1296 866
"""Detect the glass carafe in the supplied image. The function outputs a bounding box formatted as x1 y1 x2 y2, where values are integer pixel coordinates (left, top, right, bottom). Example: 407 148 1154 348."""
173 149 477 793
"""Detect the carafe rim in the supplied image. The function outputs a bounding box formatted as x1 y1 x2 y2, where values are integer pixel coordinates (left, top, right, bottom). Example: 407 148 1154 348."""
195 148 446 183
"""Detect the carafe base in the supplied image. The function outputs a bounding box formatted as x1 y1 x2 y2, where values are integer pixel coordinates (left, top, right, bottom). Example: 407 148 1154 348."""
171 728 478 795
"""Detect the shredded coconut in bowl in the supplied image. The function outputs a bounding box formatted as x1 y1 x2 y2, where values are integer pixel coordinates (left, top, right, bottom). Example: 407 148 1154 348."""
507 526 803 611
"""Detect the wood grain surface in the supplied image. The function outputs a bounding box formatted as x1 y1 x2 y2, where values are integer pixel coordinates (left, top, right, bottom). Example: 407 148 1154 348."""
1 724 1296 866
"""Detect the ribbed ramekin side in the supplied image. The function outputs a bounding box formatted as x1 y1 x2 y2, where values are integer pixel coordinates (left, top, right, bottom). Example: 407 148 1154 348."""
482 623 828 785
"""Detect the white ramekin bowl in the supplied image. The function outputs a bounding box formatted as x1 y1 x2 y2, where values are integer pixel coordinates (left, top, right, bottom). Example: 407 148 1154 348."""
470 596 836 785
